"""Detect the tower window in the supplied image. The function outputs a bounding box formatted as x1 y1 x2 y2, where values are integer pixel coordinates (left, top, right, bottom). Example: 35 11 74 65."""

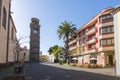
2 7 7 29
11 27 14 40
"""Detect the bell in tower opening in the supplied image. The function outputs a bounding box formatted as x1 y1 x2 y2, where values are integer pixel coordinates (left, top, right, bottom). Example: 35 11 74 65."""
30 18 40 62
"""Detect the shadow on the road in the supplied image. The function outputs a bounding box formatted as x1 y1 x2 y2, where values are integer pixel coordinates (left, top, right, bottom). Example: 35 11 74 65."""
25 62 120 80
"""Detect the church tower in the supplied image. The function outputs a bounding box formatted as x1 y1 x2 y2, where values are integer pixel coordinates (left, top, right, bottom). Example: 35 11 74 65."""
30 18 40 62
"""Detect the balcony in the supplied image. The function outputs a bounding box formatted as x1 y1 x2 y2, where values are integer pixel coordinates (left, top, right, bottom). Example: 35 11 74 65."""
86 37 97 44
98 46 114 52
82 43 85 47
86 28 96 36
69 46 76 50
99 22 113 28
68 39 76 45
99 33 114 39
70 53 78 56
85 48 97 54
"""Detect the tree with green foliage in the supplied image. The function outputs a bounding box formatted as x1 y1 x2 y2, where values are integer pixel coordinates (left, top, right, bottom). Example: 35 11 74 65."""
57 21 77 63
48 45 65 62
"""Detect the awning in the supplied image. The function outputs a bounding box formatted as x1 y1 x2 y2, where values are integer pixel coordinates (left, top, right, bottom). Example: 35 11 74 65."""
78 57 83 59
90 57 97 60
72 57 78 60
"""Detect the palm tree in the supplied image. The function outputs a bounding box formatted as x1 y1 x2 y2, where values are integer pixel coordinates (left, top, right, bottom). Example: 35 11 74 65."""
57 21 77 63
48 45 65 63
48 47 53 55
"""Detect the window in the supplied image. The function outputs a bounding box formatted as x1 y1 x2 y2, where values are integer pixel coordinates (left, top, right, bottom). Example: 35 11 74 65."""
107 27 111 33
79 40 81 44
112 39 114 44
11 27 14 40
99 14 113 23
101 40 106 46
34 21 37 24
24 53 26 57
92 44 96 48
89 44 96 49
90 60 97 64
111 27 114 32
2 7 7 29
102 28 106 34
106 15 110 19
33 20 39 25
100 26 114 34
100 38 114 46
107 39 111 45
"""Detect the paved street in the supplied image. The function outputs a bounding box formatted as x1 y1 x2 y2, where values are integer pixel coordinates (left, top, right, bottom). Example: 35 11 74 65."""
25 62 120 80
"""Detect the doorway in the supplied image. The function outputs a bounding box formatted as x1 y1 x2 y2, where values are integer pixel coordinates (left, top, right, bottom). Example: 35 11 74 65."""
109 55 113 66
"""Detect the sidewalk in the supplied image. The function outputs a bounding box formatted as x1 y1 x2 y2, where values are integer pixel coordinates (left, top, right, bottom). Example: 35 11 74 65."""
45 63 116 77
0 65 25 80
70 66 116 76
64 64 116 76
0 66 13 80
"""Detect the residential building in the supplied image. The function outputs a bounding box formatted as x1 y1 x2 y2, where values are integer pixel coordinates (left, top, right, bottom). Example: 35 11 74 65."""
30 18 40 62
68 7 115 67
112 5 120 76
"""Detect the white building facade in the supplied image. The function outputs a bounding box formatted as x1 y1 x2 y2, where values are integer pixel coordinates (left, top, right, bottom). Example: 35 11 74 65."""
19 46 30 62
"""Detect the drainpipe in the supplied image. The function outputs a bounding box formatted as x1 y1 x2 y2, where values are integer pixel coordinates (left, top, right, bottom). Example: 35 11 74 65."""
6 0 11 64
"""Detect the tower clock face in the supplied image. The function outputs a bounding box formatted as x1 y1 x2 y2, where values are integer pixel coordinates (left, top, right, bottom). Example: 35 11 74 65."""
34 30 37 33
33 28 38 33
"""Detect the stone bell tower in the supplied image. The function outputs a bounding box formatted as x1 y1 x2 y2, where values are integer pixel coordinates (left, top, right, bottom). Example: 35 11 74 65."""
30 18 40 62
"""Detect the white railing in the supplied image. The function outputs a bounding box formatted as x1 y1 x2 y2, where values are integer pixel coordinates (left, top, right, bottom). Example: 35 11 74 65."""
86 28 96 36
99 34 114 39
69 46 76 50
68 39 77 45
99 22 113 27
86 37 97 44
98 46 114 52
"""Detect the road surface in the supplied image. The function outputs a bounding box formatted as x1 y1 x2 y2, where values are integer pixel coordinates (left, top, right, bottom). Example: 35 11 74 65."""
25 62 120 80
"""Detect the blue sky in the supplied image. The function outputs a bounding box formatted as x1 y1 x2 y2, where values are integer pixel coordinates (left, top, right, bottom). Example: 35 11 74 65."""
11 0 119 55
